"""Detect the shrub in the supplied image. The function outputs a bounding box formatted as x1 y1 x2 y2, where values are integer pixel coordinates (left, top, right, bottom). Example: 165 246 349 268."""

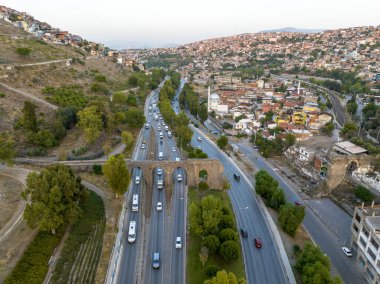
202 235 220 254
92 164 103 175
16 47 32 57
354 185 374 202
0 93 5 98
279 203 305 236
218 215 234 230
95 74 107 82
219 240 239 262
219 228 237 243
199 182 209 191
204 264 220 278
293 244 301 256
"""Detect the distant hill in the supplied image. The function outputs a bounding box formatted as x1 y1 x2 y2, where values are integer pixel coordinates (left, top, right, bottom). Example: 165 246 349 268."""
105 40 178 50
260 27 325 33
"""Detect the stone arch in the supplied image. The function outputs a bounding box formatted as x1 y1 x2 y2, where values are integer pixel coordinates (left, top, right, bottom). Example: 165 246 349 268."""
170 167 187 185
346 160 359 176
199 169 208 182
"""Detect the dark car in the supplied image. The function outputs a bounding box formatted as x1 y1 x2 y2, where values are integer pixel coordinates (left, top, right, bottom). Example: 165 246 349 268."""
254 238 262 248
294 201 303 206
240 228 248 238
233 174 240 181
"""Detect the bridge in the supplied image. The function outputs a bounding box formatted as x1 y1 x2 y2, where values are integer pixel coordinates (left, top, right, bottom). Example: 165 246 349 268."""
15 158 225 189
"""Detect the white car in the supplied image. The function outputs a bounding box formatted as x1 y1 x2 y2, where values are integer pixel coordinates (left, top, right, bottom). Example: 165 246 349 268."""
157 202 163 211
172 147 176 152
197 136 202 141
157 168 162 175
177 174 183 182
175 237 182 249
158 126 161 131
342 247 352 257
197 146 201 150
141 143 146 149
175 157 180 161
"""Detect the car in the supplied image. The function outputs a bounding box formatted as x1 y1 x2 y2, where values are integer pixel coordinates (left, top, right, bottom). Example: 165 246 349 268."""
252 145 258 149
197 136 202 141
342 247 352 257
175 157 180 161
294 201 303 206
143 139 147 144
135 176 140 184
157 168 162 175
197 146 201 150
254 238 262 248
233 174 240 181
240 228 248 238
152 253 160 269
141 143 146 149
175 237 182 249
158 126 161 131
172 147 176 152
157 202 163 211
148 112 151 116
177 174 183 182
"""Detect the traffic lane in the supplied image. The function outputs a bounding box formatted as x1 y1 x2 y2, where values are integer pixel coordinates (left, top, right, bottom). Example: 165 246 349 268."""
304 207 365 284
236 143 365 283
306 198 352 243
190 130 287 283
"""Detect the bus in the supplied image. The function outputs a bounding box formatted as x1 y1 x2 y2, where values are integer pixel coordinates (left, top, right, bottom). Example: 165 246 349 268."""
128 221 136 243
132 194 139 212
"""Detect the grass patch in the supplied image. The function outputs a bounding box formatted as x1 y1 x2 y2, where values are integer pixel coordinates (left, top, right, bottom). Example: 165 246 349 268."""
52 190 105 283
4 227 65 284
187 188 245 283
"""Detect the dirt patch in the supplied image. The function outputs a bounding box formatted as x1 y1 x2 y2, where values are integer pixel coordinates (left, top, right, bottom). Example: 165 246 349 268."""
78 173 122 284
0 175 24 230
0 220 38 282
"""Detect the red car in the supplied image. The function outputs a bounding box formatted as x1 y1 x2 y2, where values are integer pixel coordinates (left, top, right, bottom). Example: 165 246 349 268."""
254 238 262 248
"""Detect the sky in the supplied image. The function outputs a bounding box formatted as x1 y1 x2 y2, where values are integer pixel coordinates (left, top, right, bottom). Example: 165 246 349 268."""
2 0 380 48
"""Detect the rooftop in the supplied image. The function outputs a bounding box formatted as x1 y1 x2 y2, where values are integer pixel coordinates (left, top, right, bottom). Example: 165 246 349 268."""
333 141 367 155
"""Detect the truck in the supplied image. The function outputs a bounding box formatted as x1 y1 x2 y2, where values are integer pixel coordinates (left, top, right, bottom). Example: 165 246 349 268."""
157 179 163 189
158 151 163 160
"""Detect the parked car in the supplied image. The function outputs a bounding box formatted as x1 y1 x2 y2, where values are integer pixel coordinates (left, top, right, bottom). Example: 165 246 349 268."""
342 246 352 257
240 228 248 238
234 174 240 181
254 238 262 248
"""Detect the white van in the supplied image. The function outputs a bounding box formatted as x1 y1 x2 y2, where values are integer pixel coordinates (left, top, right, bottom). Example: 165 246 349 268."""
128 221 136 243
135 176 140 184
132 194 139 212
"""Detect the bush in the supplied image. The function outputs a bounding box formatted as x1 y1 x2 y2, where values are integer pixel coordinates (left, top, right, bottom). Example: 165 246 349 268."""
217 135 228 149
202 235 220 254
0 93 5 98
354 185 374 202
219 228 237 243
293 244 301 256
279 203 305 236
43 86 88 109
199 181 209 191
204 264 220 278
16 47 32 56
219 240 239 262
4 228 64 284
218 215 234 230
92 164 103 175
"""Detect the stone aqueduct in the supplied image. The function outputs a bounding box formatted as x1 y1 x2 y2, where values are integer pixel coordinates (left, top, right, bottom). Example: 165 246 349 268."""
16 158 225 190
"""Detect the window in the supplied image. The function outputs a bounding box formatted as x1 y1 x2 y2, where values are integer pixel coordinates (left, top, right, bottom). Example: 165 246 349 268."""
353 224 359 232
371 238 379 250
360 237 367 247
367 247 376 261
356 213 361 223
363 228 369 238
366 267 374 280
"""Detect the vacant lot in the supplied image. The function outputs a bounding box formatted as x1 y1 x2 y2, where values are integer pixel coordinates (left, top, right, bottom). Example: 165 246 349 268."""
0 175 24 230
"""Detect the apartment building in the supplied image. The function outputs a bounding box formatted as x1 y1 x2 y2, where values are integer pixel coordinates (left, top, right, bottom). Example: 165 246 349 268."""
350 204 380 284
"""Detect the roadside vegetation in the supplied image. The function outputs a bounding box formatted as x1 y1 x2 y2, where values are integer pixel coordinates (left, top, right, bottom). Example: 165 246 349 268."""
250 131 296 158
179 83 208 123
52 191 105 284
187 187 246 284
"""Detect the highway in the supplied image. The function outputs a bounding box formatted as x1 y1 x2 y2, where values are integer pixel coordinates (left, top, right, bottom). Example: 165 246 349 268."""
172 78 288 283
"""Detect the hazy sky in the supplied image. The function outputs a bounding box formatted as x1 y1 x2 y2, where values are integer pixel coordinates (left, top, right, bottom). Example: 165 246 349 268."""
2 0 380 47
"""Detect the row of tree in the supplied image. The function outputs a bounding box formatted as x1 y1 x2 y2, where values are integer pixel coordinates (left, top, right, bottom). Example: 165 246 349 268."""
189 195 240 262
255 170 305 236
251 132 296 158
179 83 208 123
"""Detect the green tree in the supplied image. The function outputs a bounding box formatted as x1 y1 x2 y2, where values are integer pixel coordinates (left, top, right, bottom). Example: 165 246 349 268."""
121 131 134 149
22 101 38 132
340 121 358 139
103 144 112 157
204 264 220 278
347 101 358 115
255 169 278 199
217 135 228 150
128 75 139 87
199 181 209 191
302 262 335 284
204 270 245 284
268 187 286 210
189 203 204 236
295 242 330 272
78 106 103 144
201 195 223 234
203 235 220 254
218 215 234 230
279 202 305 236
29 130 56 148
219 228 237 243
321 121 334 136
284 133 296 149
354 185 374 202
16 47 32 57
0 132 15 165
125 108 145 129
198 104 208 123
102 155 130 197
22 164 87 234
219 240 239 262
